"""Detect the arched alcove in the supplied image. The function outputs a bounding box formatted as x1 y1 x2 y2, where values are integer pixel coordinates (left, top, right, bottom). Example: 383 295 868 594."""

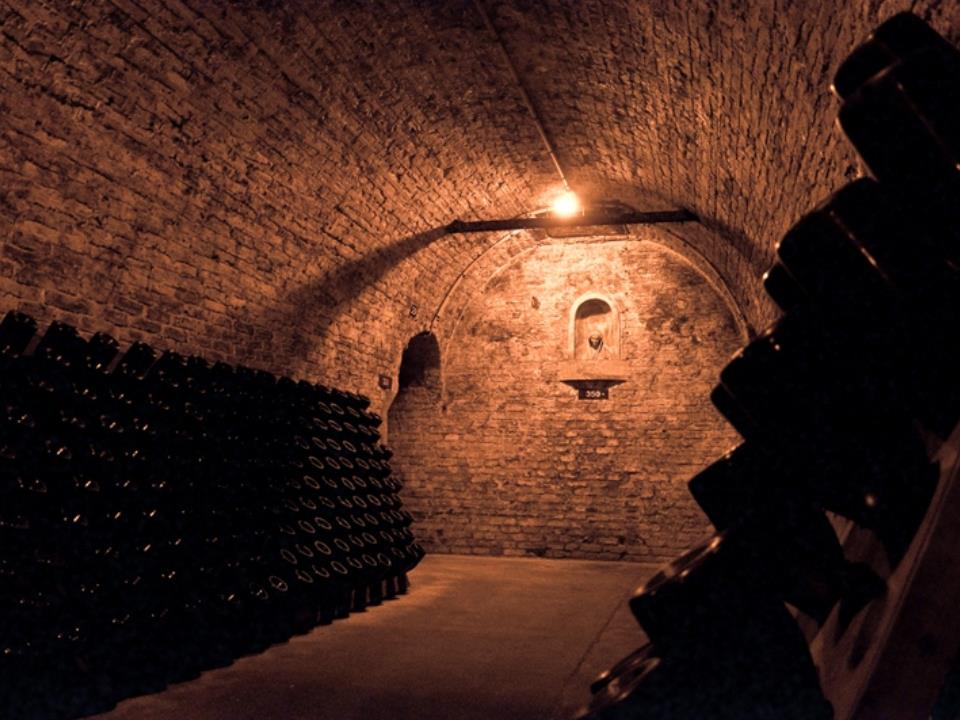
398 239 743 563
397 331 441 396
571 293 620 360
387 332 444 549
386 330 442 443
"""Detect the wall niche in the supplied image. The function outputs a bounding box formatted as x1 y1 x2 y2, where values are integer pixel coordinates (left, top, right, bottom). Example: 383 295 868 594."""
388 240 744 563
560 292 630 390
572 295 620 360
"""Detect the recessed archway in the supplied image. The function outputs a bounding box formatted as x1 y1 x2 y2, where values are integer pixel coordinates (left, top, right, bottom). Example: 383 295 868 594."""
396 331 442 396
387 331 445 548
393 238 743 563
570 292 621 360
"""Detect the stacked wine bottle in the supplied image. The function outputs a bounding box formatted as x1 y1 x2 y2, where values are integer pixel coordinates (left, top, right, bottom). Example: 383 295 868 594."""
579 13 960 720
0 312 424 720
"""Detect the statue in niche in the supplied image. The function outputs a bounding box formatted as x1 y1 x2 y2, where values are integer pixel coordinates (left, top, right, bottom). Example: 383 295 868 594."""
587 333 609 359
559 293 627 391
574 297 618 361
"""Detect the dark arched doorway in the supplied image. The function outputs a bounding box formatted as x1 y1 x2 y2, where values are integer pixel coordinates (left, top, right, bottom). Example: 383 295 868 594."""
395 331 441 399
387 332 443 550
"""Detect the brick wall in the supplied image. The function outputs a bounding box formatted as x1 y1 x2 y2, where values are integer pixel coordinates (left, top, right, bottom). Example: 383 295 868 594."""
486 0 960 282
0 0 561 402
10 1 955 414
389 238 743 563
5 2 956 562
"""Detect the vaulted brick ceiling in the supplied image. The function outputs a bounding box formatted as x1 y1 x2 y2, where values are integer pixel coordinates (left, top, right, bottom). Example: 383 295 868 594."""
304 0 960 285
247 0 960 326
2 0 959 396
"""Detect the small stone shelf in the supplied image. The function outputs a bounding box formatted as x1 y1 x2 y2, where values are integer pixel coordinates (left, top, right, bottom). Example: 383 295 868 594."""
557 359 631 384
558 359 630 399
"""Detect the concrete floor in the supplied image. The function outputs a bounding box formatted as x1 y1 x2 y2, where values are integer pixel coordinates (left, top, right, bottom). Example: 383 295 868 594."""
91 555 659 720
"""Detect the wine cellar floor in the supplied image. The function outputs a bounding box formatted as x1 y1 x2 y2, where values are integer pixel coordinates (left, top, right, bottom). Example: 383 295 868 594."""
89 554 659 720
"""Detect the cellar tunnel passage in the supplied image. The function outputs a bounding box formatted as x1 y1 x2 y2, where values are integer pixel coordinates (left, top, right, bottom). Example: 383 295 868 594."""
2 2 960 719
5 2 960 402
389 236 743 564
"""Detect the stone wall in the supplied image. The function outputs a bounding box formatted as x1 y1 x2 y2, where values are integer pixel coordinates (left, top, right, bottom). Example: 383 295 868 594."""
7 1 949 562
10 1 949 407
389 238 743 563
0 0 559 401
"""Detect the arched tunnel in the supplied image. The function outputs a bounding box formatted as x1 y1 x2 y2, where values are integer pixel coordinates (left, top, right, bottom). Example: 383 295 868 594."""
3 1 960 718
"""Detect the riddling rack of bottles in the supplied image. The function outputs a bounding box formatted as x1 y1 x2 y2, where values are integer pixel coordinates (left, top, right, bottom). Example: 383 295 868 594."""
0 311 424 720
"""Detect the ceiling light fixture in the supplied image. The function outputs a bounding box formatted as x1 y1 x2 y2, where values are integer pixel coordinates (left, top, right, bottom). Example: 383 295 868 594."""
552 191 581 218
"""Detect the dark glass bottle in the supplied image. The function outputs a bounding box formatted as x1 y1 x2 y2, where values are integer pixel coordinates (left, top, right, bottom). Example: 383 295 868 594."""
615 531 832 720
774 178 960 436
689 443 885 623
834 12 960 269
714 320 937 564
0 311 37 358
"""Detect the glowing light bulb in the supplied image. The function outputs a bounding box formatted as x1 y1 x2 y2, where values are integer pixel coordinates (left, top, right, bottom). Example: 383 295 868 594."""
552 191 580 218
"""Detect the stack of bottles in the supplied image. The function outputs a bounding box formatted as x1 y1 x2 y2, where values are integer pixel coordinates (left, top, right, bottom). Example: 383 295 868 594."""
0 313 424 720
579 13 960 720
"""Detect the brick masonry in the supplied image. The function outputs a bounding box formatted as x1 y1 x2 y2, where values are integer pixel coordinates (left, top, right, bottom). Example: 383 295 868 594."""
2 1 960 562
389 239 743 563
485 0 960 295
5 1 958 410
0 0 560 402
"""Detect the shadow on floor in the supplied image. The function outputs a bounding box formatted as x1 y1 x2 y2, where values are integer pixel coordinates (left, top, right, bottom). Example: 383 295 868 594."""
92 554 658 720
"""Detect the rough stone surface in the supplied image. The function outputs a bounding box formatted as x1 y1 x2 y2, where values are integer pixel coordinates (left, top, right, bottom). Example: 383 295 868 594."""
5 1 959 414
389 239 742 563
0 0 555 401
3 1 960 562
486 0 960 310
